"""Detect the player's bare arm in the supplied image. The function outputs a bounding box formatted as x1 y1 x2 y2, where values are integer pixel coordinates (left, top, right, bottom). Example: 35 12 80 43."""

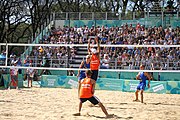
78 82 81 98
136 72 141 80
88 38 91 54
77 61 84 77
95 36 100 58
91 79 96 94
144 72 151 88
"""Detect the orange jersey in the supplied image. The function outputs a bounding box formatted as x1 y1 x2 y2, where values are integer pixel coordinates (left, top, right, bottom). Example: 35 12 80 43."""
90 54 100 70
79 78 93 98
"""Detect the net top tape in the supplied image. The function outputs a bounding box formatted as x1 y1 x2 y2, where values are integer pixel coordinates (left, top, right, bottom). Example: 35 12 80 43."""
0 66 179 73
0 43 180 48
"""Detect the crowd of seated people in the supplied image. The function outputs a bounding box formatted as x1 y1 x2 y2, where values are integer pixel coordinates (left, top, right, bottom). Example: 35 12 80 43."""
20 23 179 70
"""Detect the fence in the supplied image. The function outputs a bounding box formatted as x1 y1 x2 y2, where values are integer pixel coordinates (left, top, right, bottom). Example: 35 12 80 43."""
1 57 179 71
54 11 179 28
55 11 179 20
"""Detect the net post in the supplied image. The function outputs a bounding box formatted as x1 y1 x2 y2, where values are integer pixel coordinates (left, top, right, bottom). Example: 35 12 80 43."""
5 41 8 66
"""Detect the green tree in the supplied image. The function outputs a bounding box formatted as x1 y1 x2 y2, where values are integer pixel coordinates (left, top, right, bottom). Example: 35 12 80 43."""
0 0 32 54
0 0 54 55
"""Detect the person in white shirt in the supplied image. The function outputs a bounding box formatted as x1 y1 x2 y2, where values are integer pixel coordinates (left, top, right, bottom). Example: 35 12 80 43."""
27 63 35 87
10 55 18 66
8 62 18 90
101 54 110 69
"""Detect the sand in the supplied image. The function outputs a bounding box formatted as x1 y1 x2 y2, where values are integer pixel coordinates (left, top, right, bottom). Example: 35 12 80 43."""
0 88 180 120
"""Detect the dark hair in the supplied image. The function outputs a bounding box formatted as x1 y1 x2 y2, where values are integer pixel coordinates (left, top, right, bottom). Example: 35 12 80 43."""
86 70 92 76
44 59 50 67
140 64 145 68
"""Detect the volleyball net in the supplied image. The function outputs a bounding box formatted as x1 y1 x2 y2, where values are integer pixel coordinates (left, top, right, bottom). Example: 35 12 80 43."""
0 43 180 74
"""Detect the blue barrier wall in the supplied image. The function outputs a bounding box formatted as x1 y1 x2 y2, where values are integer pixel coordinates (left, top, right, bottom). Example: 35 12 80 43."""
1 72 179 94
41 75 78 88
96 78 124 91
40 75 180 94
45 70 180 81
99 71 119 79
2 74 23 88
160 73 180 81
166 81 180 94
123 80 167 94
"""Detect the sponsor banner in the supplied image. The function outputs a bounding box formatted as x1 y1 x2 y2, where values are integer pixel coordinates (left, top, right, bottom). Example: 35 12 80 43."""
40 75 179 94
123 80 139 92
2 74 9 88
41 75 58 87
41 76 123 90
95 78 123 91
166 81 180 94
123 80 167 94
41 75 78 88
67 79 78 88
147 81 167 94
2 74 23 88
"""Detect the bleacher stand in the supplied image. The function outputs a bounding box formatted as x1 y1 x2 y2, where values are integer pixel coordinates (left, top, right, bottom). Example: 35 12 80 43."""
26 24 179 70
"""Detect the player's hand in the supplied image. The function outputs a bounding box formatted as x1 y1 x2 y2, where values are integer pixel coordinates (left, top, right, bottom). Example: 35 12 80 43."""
88 38 91 43
76 73 79 78
92 89 95 94
148 83 150 88
78 93 80 98
95 36 99 43
136 75 140 80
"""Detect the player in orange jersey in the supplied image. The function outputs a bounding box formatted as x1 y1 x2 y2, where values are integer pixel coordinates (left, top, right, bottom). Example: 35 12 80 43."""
88 36 100 82
87 36 101 107
74 70 112 118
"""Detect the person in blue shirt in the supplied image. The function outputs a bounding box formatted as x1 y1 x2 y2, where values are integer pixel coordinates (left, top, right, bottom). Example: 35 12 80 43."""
77 55 91 81
134 64 151 103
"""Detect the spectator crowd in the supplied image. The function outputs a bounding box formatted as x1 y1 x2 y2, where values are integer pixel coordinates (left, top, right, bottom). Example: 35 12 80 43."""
1 23 180 70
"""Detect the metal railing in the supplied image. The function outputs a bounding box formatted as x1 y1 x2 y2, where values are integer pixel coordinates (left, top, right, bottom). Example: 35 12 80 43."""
2 56 178 70
108 59 180 70
55 11 179 20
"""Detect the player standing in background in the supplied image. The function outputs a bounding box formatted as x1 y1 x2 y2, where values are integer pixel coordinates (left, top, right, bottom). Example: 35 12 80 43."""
134 64 151 103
